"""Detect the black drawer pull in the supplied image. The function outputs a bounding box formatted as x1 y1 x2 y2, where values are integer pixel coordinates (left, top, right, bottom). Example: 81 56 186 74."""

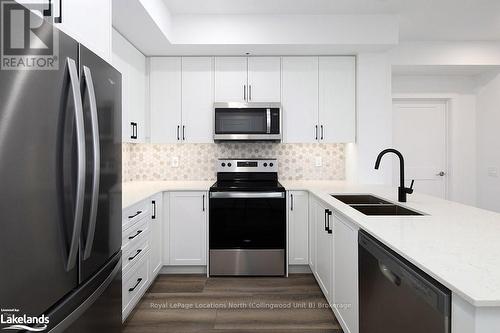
128 278 143 292
128 249 142 261
327 210 333 234
128 211 142 219
324 209 329 232
128 230 143 240
152 200 156 219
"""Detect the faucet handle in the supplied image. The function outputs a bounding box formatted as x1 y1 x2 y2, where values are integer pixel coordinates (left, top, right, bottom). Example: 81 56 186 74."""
407 179 415 194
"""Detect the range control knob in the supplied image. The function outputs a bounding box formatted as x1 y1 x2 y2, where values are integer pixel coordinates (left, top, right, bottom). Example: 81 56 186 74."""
263 163 268 167
221 163 226 167
269 163 274 167
227 163 232 167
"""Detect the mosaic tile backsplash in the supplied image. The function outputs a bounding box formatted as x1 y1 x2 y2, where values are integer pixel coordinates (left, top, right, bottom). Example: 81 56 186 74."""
123 143 345 182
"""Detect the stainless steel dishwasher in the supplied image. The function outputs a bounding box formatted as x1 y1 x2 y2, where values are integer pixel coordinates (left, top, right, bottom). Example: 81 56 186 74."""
359 231 451 333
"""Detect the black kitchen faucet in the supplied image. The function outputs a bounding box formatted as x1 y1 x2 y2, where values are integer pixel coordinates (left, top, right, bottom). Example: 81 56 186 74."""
374 148 414 203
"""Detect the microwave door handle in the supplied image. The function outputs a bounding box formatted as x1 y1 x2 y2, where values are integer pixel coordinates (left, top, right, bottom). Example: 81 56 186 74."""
266 108 271 134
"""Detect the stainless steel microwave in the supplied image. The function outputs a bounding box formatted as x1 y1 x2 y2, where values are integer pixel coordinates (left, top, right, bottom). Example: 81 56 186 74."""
213 102 282 141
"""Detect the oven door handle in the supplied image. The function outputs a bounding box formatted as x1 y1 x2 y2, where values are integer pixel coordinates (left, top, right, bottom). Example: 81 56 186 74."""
209 192 285 199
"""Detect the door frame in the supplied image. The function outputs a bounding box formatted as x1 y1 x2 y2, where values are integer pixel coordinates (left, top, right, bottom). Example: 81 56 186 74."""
392 94 452 199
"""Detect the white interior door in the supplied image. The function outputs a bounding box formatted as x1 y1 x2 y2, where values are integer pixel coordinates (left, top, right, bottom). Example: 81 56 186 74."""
392 100 447 198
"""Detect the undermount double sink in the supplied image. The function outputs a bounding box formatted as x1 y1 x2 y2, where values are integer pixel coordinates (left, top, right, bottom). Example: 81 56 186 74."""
331 194 424 216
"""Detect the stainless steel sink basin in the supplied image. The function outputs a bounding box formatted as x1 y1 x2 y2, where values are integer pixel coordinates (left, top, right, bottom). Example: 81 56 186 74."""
349 204 423 216
331 194 424 216
332 194 391 205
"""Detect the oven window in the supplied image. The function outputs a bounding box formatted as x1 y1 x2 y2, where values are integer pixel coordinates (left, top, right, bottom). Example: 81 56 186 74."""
209 197 286 249
215 109 267 134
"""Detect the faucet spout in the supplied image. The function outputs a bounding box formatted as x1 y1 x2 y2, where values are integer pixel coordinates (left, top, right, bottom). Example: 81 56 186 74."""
374 148 414 202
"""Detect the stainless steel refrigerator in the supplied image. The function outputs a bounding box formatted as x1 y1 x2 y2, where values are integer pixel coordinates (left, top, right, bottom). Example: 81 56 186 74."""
0 4 122 332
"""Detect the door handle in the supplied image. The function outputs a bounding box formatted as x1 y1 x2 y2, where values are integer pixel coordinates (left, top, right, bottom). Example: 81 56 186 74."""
436 171 446 177
128 249 142 261
152 200 156 219
327 210 332 234
82 66 101 260
128 230 143 240
128 278 143 292
66 57 85 272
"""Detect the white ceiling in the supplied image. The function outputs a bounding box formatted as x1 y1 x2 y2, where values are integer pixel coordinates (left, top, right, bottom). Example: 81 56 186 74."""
163 0 500 41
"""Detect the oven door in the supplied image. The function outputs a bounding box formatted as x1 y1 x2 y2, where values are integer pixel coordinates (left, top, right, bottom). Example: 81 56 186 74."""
209 191 286 276
214 104 281 141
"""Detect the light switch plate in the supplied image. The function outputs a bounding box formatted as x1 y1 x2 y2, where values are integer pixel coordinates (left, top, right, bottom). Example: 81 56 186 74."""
172 156 179 168
315 156 322 167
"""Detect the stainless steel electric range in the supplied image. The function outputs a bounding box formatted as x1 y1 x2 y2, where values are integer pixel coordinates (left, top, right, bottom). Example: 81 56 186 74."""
209 159 286 276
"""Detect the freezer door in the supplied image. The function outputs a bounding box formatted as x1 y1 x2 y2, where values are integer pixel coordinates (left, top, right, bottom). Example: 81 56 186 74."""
0 12 81 320
79 45 122 283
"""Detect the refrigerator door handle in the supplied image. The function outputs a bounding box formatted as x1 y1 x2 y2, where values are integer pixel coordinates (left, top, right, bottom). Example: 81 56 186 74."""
66 58 86 271
82 66 100 260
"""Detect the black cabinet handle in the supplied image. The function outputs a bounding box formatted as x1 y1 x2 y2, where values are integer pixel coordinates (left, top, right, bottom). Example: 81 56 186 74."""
321 125 324 140
55 0 62 23
177 125 180 140
182 125 186 141
128 210 142 219
202 195 205 211
128 230 143 240
324 209 328 232
128 278 143 292
315 125 318 140
130 122 138 139
290 194 294 211
128 249 142 261
327 210 332 234
152 201 156 219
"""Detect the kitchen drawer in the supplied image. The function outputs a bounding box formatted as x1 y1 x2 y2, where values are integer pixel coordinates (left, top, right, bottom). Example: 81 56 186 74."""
123 236 149 273
123 201 150 230
122 250 150 320
122 218 149 250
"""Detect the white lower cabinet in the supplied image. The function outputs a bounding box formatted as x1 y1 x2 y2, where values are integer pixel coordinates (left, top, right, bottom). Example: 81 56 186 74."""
288 191 309 265
333 213 359 333
168 192 207 265
149 193 163 278
122 250 150 320
312 197 334 305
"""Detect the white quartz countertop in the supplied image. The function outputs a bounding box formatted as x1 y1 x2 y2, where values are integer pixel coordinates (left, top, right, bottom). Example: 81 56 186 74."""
122 180 500 307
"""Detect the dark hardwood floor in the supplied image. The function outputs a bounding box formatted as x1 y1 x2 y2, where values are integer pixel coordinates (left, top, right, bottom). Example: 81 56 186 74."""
123 274 343 333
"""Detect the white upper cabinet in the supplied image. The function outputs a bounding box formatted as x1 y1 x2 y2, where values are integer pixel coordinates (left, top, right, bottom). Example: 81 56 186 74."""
247 57 281 102
215 57 248 102
282 57 319 143
112 29 146 143
182 57 214 143
288 191 309 265
319 56 356 143
169 192 207 266
150 57 182 143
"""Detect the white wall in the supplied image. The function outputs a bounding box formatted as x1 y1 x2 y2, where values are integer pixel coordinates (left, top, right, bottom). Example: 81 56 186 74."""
346 53 393 184
476 72 500 212
392 75 477 205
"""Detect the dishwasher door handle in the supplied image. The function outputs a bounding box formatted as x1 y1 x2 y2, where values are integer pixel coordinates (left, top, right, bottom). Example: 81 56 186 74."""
378 263 401 286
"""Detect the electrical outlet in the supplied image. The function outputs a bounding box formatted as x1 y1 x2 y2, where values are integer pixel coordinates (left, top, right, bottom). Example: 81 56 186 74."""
487 167 498 177
315 156 322 167
172 156 179 168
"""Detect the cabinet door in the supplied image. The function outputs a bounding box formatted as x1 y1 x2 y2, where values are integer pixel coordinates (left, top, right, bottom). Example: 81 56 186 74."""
282 57 319 143
111 30 131 142
319 56 356 143
169 192 207 265
315 201 333 304
308 197 317 271
150 57 182 143
288 191 309 265
182 57 214 143
334 214 359 333
150 193 163 278
247 57 281 102
215 57 248 102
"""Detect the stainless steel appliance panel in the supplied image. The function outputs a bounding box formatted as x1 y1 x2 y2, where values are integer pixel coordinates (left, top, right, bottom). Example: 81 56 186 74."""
210 249 285 276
